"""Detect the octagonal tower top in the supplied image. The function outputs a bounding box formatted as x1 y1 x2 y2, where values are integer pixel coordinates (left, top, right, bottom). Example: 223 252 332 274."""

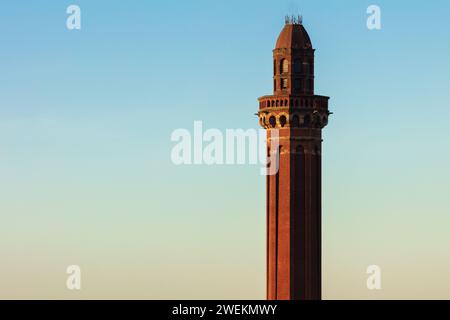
276 16 313 50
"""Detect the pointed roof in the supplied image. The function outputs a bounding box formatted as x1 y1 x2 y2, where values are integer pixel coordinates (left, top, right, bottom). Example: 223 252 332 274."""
275 23 313 49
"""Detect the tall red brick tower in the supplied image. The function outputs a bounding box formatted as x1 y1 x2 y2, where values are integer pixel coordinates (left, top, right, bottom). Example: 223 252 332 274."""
257 16 330 300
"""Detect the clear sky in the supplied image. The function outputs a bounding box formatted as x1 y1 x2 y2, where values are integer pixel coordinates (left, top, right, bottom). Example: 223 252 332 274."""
0 0 450 299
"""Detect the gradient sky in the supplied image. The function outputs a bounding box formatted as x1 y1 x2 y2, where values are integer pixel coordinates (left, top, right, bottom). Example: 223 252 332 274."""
0 0 450 299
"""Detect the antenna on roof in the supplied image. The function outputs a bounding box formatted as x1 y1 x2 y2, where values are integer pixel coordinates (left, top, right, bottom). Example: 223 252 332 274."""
285 14 303 25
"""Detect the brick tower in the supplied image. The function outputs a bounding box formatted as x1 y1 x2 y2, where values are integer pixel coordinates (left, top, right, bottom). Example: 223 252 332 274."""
257 16 330 300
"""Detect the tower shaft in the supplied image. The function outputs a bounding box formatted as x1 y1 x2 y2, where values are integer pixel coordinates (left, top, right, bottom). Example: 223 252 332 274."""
258 20 330 300
266 130 322 300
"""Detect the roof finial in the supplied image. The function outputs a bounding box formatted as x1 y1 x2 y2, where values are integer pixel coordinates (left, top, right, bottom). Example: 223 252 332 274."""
285 14 303 25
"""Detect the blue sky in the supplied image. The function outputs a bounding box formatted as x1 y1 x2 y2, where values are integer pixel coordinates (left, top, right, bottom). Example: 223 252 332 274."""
0 0 450 298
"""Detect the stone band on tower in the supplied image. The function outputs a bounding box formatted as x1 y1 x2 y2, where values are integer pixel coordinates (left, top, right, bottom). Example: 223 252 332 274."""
257 17 330 300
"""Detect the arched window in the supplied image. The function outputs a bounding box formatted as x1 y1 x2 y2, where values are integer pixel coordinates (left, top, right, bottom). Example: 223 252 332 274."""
269 116 276 128
303 115 311 127
314 115 321 128
280 59 288 74
294 59 302 73
302 62 309 74
294 79 301 90
279 115 287 127
281 78 288 89
273 60 276 75
292 115 300 127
